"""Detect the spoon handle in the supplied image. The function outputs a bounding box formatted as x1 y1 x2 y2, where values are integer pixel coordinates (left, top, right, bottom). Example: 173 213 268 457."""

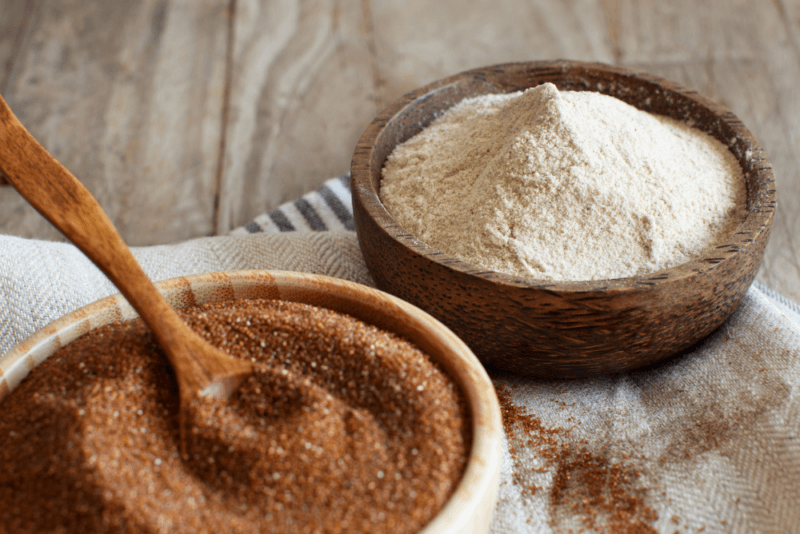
0 94 236 394
0 97 150 294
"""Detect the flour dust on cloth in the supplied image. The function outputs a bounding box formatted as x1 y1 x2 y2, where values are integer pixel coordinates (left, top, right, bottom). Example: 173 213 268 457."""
1 173 800 533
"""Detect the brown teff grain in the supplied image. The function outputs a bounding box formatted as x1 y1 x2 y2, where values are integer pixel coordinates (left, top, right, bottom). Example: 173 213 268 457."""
0 299 470 534
496 384 658 534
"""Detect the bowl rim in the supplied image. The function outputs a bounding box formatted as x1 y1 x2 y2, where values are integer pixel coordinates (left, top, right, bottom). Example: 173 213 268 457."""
0 269 503 534
351 59 776 293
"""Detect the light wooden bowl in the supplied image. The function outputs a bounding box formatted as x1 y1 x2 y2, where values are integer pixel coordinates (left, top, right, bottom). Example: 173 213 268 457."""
351 60 776 378
1 270 502 534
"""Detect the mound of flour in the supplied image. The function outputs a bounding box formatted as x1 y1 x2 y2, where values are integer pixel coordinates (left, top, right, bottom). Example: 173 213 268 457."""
380 83 747 281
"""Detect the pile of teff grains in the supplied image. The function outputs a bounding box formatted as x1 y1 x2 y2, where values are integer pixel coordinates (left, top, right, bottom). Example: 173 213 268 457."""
0 299 470 533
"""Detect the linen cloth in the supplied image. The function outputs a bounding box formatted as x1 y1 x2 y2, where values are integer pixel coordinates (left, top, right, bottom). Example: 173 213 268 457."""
1 174 799 533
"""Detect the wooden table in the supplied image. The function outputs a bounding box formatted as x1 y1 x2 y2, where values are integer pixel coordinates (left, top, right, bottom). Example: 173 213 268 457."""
1 0 798 302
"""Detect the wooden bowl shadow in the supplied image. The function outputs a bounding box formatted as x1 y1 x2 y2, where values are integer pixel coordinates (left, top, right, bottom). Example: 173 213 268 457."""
351 60 776 378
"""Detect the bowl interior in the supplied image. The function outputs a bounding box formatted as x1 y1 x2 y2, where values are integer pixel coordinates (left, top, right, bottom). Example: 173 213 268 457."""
1 270 502 534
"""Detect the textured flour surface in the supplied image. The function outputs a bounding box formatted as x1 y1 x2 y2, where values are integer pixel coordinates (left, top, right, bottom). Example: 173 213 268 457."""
381 83 747 281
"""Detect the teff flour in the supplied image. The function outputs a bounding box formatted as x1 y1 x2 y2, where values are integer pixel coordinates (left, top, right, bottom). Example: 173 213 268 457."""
380 83 746 281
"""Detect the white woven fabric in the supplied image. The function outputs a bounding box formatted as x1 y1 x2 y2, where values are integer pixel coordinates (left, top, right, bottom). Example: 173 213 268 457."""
1 228 798 533
491 285 800 533
0 231 371 356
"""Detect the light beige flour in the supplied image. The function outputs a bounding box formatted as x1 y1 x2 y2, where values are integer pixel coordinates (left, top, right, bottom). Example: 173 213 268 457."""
380 83 747 281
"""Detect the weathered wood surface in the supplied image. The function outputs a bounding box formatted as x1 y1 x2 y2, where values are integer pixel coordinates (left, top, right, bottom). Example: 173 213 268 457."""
0 0 229 244
0 0 32 94
215 0 375 234
0 0 798 301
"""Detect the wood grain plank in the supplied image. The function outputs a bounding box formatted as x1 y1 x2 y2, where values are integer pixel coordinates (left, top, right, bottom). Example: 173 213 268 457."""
214 0 375 234
603 0 758 64
605 0 800 300
0 0 228 245
0 0 37 186
369 0 615 106
0 0 36 94
776 0 800 53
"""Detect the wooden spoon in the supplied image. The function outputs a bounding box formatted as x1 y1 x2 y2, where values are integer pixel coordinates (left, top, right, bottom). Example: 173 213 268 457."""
0 94 254 423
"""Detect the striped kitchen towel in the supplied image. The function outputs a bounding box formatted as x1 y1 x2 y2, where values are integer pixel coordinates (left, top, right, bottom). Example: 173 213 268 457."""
230 174 354 235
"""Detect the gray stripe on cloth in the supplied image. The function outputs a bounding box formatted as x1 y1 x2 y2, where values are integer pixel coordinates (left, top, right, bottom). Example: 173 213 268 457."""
319 184 355 231
231 174 353 235
295 198 328 231
269 210 296 232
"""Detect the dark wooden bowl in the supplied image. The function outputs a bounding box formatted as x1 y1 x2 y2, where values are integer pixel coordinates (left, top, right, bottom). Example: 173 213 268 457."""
351 60 776 378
